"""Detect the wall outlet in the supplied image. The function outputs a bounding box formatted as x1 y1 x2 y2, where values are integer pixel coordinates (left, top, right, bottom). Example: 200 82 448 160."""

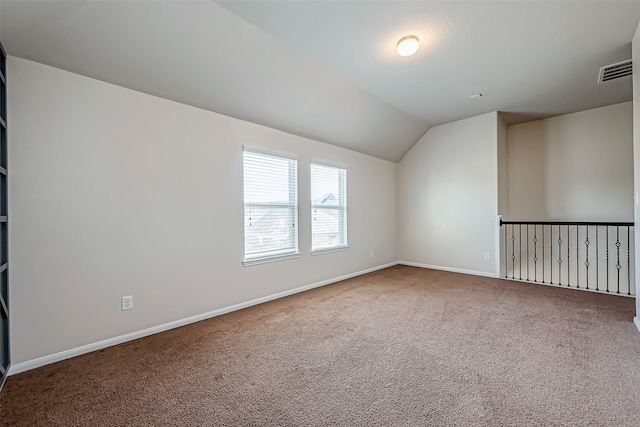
369 250 374 258
121 295 134 311
484 253 491 261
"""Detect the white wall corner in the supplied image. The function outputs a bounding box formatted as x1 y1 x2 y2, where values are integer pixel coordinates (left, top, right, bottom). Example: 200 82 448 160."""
633 19 640 321
494 215 502 277
634 317 640 335
398 261 499 279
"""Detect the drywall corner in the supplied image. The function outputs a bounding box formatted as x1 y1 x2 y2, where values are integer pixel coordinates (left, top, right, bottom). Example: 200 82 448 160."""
497 112 509 218
632 19 640 321
397 112 499 275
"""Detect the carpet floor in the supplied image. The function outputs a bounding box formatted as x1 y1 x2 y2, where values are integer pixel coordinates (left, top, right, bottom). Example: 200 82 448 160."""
1 265 639 426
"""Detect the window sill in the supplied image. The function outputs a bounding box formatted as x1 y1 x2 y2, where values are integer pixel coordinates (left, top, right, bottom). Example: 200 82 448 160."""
311 246 349 256
243 252 301 267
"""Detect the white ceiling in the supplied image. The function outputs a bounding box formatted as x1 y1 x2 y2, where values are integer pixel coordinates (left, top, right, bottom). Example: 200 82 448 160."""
2 1 640 162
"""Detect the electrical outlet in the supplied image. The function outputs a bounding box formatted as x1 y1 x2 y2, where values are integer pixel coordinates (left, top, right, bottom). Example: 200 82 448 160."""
369 250 374 258
484 253 491 261
121 295 134 311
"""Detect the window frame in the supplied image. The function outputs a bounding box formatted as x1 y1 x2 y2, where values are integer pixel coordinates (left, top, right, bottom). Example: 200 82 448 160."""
310 161 348 254
242 147 300 266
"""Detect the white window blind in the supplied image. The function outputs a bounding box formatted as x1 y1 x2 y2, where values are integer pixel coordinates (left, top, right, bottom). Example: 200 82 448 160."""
243 148 298 263
311 163 347 252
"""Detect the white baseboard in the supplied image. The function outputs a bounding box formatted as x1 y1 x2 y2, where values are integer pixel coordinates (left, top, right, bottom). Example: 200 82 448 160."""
634 317 640 335
9 262 398 376
398 261 499 278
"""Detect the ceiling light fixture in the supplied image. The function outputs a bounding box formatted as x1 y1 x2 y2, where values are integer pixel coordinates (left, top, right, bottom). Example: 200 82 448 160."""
397 35 419 57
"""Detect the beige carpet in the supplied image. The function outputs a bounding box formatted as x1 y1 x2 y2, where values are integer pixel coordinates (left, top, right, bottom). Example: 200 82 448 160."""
1 265 639 426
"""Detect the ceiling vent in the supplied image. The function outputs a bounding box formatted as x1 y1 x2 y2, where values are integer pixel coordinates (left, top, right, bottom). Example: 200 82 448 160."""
598 59 632 83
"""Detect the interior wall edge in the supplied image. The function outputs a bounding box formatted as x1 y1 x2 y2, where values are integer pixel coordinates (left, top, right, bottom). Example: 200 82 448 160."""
397 261 500 279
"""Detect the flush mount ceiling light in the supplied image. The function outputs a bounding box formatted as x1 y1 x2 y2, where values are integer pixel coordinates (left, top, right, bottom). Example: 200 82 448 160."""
397 35 419 57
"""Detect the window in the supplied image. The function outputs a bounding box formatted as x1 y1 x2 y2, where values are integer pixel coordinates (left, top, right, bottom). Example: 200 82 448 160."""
311 163 347 252
243 148 298 265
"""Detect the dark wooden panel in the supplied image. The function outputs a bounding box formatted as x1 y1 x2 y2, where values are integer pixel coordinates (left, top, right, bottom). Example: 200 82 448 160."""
1 269 6 307
0 126 6 169
0 223 6 266
0 315 7 373
0 39 9 391
1 175 6 216
0 83 4 122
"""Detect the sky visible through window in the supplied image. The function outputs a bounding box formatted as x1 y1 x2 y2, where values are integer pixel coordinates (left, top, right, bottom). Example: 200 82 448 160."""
311 164 340 205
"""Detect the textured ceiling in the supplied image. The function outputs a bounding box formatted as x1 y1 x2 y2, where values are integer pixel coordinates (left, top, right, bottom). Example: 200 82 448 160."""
219 1 640 124
2 1 640 161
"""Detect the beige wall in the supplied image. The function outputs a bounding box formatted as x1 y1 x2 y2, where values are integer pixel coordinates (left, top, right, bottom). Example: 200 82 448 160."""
9 49 639 367
507 102 633 222
8 57 398 365
497 113 509 217
633 21 640 321
397 112 498 276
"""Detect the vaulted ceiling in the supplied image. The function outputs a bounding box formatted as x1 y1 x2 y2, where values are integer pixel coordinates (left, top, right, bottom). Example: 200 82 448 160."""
1 1 639 161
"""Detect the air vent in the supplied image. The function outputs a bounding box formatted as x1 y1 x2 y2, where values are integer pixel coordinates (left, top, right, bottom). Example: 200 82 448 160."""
598 59 632 83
